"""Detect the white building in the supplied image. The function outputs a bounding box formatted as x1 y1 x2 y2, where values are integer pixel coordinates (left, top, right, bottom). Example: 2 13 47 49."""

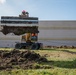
0 21 76 47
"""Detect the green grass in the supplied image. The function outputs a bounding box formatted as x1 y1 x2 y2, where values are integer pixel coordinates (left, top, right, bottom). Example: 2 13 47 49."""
41 59 76 69
0 48 14 51
0 68 76 75
35 49 76 61
0 48 76 75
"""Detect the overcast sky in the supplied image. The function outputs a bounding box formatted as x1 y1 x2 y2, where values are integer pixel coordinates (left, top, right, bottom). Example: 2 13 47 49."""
0 0 76 20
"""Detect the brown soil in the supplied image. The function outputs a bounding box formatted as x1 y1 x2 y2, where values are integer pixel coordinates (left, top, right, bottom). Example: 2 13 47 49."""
0 50 47 70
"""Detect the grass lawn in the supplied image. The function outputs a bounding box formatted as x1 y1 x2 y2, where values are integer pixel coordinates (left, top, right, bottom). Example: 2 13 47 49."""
0 48 76 75
0 68 76 75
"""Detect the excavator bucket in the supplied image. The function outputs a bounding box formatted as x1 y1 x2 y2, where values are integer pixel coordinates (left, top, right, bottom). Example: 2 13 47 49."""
0 26 39 35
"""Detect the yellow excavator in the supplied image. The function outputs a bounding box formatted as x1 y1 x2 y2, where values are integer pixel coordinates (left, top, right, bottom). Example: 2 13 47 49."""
0 10 43 50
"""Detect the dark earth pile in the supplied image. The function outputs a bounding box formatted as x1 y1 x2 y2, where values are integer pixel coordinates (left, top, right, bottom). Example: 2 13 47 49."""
0 50 47 70
1 26 39 35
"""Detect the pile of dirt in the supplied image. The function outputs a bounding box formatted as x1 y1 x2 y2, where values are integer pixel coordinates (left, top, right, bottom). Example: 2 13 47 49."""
0 50 47 70
45 45 76 49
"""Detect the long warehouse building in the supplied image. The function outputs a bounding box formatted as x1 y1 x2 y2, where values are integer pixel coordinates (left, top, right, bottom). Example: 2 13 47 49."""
0 20 76 47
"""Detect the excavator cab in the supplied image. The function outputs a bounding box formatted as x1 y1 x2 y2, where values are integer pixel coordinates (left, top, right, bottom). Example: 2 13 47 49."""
21 33 38 42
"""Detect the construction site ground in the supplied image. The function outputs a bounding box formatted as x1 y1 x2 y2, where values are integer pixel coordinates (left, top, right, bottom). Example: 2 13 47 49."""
0 48 76 75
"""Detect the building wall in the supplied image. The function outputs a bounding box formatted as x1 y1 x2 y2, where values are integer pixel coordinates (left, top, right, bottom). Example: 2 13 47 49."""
0 21 76 40
38 21 76 40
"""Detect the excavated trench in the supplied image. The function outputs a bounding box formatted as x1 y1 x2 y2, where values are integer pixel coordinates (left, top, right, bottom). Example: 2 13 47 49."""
0 50 48 70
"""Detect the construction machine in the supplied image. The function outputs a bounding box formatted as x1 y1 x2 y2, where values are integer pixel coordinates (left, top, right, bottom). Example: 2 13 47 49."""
0 10 43 50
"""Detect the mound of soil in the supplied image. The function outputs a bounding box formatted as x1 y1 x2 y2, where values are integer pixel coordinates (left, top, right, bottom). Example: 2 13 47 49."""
0 50 47 70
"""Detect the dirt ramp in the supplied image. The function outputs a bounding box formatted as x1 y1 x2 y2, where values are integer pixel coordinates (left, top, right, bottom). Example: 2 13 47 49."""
0 50 47 70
